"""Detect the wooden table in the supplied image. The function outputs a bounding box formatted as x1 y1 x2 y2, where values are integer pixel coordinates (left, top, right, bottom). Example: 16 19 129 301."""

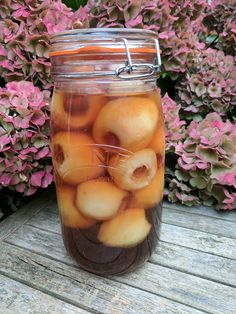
0 188 236 314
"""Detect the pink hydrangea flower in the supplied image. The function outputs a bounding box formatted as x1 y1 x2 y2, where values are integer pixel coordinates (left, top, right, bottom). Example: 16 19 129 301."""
221 189 236 210
203 0 236 56
162 93 186 150
177 48 236 117
0 81 53 195
42 1 74 34
172 113 236 210
0 0 75 89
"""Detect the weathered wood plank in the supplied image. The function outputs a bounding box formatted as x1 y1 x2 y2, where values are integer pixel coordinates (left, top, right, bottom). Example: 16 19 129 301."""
0 242 205 314
161 224 236 260
28 205 236 241
26 207 236 260
162 208 236 239
0 274 89 314
16 215 236 288
6 225 71 263
4 226 236 314
115 265 236 314
151 242 236 287
27 206 61 234
163 201 236 222
0 187 56 241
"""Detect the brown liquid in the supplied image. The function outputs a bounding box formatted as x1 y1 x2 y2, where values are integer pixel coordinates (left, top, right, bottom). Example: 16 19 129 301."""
62 203 162 275
51 90 164 275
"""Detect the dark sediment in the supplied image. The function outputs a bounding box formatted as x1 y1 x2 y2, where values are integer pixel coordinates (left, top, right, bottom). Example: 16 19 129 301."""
62 203 162 275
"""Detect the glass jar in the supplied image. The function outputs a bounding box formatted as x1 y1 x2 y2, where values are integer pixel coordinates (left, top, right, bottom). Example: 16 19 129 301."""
50 28 165 275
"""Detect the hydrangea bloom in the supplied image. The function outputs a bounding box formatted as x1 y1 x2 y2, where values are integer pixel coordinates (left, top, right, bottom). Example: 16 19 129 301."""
203 0 236 56
0 0 74 89
168 113 236 210
0 0 235 211
167 178 200 207
0 81 53 195
177 48 236 118
222 189 236 211
162 93 186 150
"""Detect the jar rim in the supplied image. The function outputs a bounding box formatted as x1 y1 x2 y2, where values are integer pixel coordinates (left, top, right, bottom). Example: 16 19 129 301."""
50 28 159 43
50 28 160 58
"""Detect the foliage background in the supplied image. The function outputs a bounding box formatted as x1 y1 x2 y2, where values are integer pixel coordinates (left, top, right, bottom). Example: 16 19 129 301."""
0 0 235 219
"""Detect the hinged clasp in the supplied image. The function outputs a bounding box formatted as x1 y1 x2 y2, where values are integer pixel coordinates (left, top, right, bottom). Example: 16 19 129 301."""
115 38 161 80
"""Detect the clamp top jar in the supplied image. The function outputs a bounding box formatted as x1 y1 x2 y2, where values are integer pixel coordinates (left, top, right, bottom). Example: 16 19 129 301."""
50 28 161 81
50 28 164 275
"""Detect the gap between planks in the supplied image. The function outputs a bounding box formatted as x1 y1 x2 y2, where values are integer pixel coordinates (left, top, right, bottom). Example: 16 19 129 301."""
13 215 236 289
0 190 235 312
4 204 236 287
163 201 236 222
0 274 91 314
162 208 236 239
3 233 236 314
0 242 206 314
25 202 236 240
6 235 236 290
0 187 56 241
24 208 236 261
20 220 236 282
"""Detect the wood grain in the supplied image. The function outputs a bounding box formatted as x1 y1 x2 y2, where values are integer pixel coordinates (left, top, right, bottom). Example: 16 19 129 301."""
0 242 204 314
0 187 55 241
26 207 236 260
8 218 236 288
163 201 236 222
163 207 236 239
0 274 89 314
27 206 61 234
161 223 236 260
1 191 236 314
151 241 236 287
5 226 236 314
28 205 236 240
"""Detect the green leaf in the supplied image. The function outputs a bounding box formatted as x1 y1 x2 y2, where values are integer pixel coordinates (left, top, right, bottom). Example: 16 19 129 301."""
199 190 210 201
62 0 87 10
197 147 218 162
210 186 225 204
206 34 218 44
203 198 215 206
32 137 48 148
189 170 204 178
192 114 203 122
221 135 234 156
190 177 208 189
1 120 14 132
161 72 168 79
175 170 190 182
184 143 196 153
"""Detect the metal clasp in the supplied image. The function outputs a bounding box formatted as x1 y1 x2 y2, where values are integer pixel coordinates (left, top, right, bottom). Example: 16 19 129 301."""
116 38 162 80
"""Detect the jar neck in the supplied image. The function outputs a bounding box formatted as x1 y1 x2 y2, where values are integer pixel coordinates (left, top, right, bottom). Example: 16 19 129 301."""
53 78 158 95
51 52 160 81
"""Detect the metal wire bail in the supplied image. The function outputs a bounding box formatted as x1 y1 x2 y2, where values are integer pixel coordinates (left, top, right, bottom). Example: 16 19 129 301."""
115 38 162 80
